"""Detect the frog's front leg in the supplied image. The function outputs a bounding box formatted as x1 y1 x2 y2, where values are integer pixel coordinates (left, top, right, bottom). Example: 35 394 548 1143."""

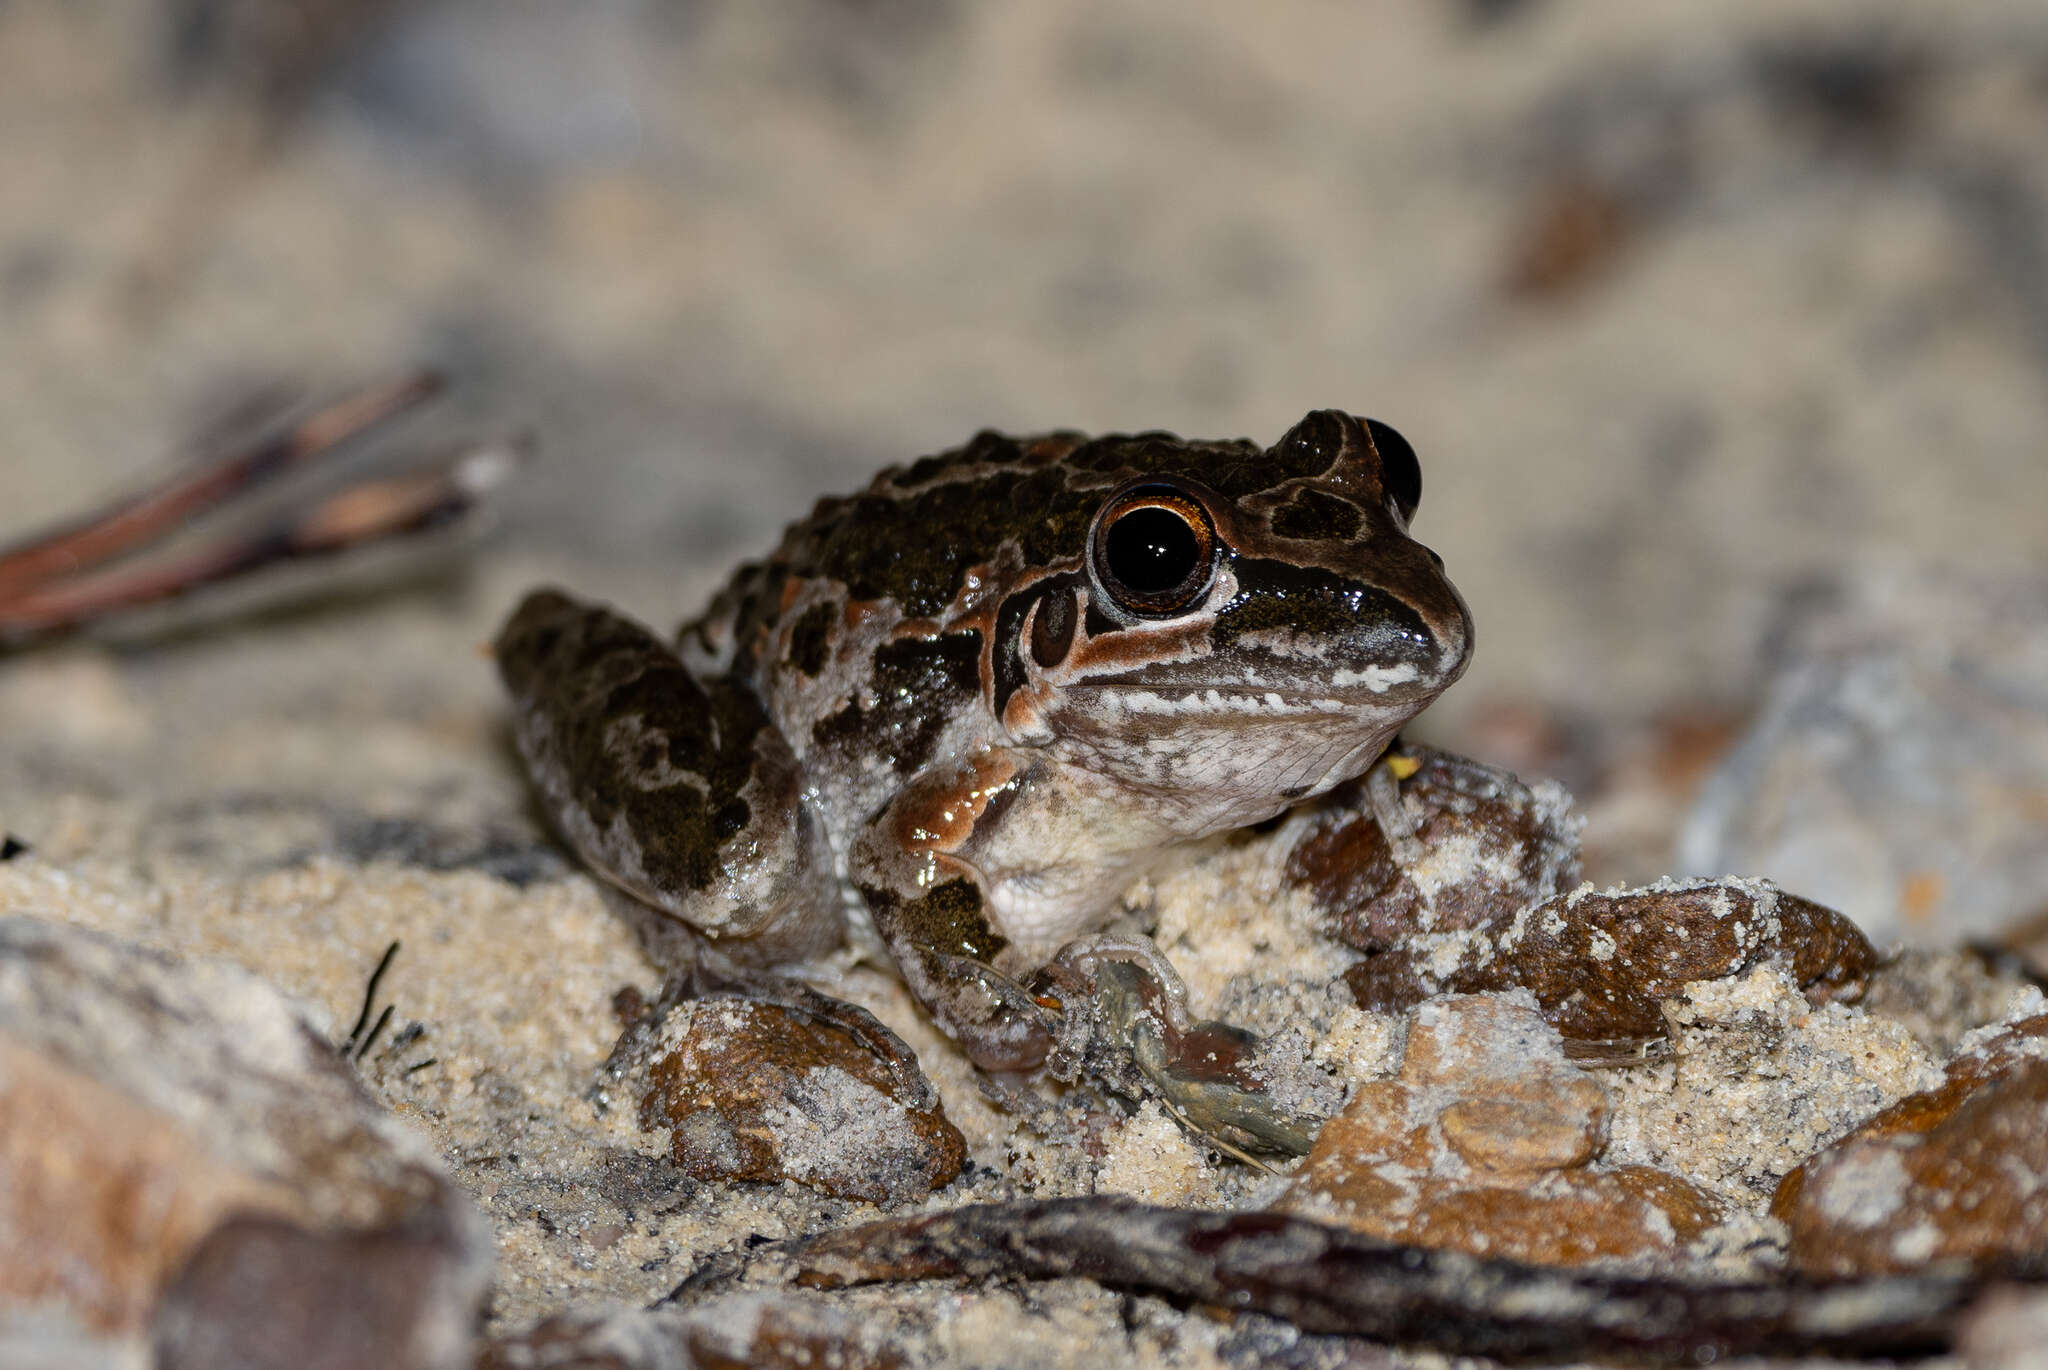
850 753 1064 1073
495 589 842 965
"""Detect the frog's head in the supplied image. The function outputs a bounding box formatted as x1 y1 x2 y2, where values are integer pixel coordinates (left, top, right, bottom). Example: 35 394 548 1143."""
1001 410 1472 833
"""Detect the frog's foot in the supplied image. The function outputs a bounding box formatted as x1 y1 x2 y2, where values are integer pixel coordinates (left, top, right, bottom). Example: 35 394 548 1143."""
898 945 1060 1076
1037 936 1322 1161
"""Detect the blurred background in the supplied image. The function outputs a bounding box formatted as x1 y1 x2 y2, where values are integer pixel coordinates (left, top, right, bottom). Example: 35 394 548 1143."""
4 0 2047 943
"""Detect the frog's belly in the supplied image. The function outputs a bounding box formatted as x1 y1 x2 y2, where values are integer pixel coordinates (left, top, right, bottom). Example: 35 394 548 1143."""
980 861 1150 968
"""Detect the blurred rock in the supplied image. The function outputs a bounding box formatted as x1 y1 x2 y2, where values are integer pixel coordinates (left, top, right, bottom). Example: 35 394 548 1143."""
1272 994 1723 1266
604 970 966 1205
1774 1011 2048 1277
1959 1284 2048 1370
1680 571 2048 947
1987 907 2048 989
0 916 489 1369
478 1294 910 1370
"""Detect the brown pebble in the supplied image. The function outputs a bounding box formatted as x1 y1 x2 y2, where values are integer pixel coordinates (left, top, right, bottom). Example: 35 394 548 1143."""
1272 995 1722 1265
1346 876 1876 1041
607 972 965 1204
1775 1013 2048 1276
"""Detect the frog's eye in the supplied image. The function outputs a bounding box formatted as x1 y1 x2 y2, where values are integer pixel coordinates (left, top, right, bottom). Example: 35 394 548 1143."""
1361 417 1421 523
1089 483 1219 618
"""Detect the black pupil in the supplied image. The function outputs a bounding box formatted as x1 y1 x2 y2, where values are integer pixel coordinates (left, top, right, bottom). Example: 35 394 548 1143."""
1105 505 1200 595
1364 417 1421 514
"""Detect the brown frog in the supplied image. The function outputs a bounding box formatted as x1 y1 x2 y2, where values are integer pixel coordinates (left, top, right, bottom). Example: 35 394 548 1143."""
494 410 1471 1079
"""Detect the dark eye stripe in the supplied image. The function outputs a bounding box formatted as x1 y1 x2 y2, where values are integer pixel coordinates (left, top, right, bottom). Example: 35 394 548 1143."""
994 575 1090 716
1030 585 1077 667
992 590 1033 717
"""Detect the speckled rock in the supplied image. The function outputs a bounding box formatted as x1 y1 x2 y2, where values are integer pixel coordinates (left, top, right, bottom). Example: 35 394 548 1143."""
1346 875 1876 1042
1271 994 1723 1265
604 970 966 1205
1774 1012 2048 1277
1286 745 1582 954
0 915 491 1370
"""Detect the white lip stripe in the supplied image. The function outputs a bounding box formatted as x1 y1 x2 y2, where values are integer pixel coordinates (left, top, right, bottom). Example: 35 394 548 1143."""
1089 688 1363 719
1328 662 1421 690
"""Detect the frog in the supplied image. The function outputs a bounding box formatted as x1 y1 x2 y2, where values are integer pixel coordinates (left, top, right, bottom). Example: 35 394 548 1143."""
493 408 1472 1087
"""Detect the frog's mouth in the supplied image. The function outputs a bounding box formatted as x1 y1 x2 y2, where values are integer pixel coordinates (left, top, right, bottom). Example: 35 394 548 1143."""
1067 650 1447 704
1061 680 1431 721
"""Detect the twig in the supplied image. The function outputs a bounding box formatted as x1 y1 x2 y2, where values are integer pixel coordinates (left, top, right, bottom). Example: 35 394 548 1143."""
341 939 401 1058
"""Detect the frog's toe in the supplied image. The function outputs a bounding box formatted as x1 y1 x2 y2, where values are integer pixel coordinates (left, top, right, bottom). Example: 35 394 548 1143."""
1128 1021 1322 1159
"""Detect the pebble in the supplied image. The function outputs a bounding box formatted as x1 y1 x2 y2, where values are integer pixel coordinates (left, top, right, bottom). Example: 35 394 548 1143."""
1680 571 2048 947
1775 1012 2048 1276
1271 994 1723 1265
605 972 966 1205
1346 867 1876 1045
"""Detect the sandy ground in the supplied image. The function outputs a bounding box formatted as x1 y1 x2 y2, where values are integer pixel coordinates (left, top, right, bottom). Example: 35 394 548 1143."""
4 2 2048 1365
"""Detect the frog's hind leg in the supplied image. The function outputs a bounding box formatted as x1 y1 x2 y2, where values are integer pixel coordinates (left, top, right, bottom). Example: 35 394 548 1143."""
495 589 843 966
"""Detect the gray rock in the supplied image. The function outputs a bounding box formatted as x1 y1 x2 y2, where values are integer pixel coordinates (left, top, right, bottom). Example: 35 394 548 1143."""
1680 572 2048 947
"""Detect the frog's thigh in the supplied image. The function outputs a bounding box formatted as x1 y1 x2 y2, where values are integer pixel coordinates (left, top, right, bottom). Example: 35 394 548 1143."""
495 589 841 964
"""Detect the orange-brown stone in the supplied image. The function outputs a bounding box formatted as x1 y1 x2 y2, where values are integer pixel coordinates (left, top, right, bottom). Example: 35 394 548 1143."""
1273 994 1722 1266
628 994 966 1204
1776 1014 2048 1276
0 1036 296 1332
